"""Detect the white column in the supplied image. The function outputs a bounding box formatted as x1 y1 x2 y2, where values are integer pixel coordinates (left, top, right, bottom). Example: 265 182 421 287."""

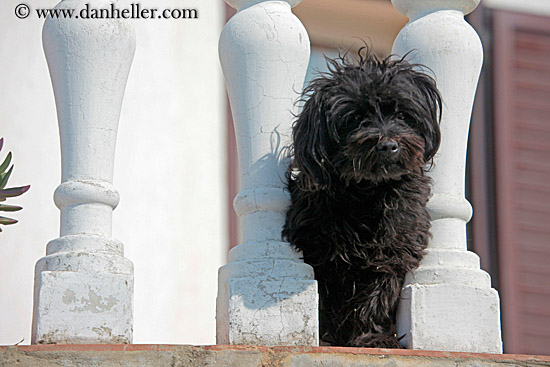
32 0 135 344
392 0 502 353
216 0 318 346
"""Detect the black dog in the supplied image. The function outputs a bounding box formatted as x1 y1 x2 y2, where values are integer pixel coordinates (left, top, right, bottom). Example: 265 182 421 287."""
282 49 441 348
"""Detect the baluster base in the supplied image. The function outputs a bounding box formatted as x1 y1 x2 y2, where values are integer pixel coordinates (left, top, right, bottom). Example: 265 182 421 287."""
216 242 318 346
216 277 318 346
31 252 133 344
397 281 502 353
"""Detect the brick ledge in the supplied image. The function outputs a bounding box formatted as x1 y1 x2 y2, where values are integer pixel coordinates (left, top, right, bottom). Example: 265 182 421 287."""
2 344 549 367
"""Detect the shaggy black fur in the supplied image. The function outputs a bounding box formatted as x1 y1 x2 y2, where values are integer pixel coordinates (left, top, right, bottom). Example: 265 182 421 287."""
282 49 442 348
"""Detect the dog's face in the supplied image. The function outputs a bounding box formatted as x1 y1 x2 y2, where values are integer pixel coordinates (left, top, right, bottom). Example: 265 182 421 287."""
292 51 442 190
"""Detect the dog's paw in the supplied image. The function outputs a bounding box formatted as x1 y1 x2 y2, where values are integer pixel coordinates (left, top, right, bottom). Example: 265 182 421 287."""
351 333 405 349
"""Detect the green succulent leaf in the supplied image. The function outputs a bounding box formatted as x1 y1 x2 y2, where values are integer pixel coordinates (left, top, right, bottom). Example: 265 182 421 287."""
0 216 18 226
0 164 13 190
0 138 30 233
0 152 12 174
0 204 22 212
0 185 30 200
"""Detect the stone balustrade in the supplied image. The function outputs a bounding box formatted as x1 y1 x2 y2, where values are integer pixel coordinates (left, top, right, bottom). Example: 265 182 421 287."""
26 0 501 353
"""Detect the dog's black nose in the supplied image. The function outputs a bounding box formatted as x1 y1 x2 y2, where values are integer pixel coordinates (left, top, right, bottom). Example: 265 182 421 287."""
376 140 399 155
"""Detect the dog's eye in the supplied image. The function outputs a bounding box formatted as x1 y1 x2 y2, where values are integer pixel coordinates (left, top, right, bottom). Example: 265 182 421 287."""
396 112 406 120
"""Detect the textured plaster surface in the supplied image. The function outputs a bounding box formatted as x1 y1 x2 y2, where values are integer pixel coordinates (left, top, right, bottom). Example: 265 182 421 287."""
1 345 549 367
32 272 133 344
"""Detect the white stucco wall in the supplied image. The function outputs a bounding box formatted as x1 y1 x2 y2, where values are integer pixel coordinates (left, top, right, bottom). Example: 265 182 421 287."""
0 0 226 345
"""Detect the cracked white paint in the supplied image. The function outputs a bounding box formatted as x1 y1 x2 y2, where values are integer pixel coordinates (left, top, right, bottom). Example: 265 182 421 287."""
32 0 134 344
391 0 502 353
216 0 318 346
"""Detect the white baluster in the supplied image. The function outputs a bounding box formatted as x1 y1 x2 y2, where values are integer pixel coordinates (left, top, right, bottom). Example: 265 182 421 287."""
32 0 135 344
216 0 318 346
392 0 502 353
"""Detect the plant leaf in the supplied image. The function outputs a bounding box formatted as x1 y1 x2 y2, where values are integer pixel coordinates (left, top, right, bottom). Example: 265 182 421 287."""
0 138 3 152
0 204 22 212
0 152 12 174
0 165 13 189
0 185 30 199
0 216 18 225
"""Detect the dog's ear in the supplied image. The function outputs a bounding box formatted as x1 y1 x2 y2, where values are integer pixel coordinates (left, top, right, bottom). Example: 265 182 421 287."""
412 73 442 162
292 89 336 191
